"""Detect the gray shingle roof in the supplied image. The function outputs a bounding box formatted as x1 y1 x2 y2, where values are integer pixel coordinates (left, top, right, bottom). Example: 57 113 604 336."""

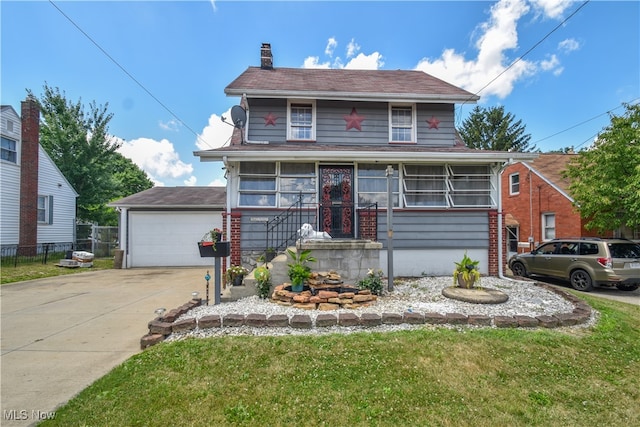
110 186 226 208
225 67 478 103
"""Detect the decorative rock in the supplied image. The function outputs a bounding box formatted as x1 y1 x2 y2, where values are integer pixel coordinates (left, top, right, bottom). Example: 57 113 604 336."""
223 313 245 327
148 320 173 335
318 303 340 311
554 312 581 326
536 315 559 328
338 312 360 327
361 313 382 326
318 291 339 299
198 315 221 329
403 312 425 324
353 294 374 303
441 286 509 304
316 313 338 327
382 312 403 324
445 313 468 325
494 316 518 328
267 314 289 327
293 294 311 303
468 315 492 326
424 312 446 324
140 333 164 349
339 292 356 299
290 314 312 329
246 313 267 327
172 318 196 333
293 303 317 310
514 315 539 328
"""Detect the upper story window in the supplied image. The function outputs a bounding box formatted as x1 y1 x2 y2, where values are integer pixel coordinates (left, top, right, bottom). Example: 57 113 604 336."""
287 100 315 141
389 105 416 143
509 173 520 195
38 195 52 224
542 213 555 240
1 136 17 163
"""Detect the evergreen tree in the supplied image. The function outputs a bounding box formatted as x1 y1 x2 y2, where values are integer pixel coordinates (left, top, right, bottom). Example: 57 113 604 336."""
458 105 536 152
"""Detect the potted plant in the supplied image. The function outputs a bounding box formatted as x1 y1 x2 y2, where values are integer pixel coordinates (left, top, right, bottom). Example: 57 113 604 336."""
453 251 481 289
198 228 229 257
254 266 272 299
286 248 316 292
226 264 248 286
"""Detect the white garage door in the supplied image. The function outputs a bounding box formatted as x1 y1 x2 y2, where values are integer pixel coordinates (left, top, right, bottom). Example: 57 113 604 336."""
128 211 224 267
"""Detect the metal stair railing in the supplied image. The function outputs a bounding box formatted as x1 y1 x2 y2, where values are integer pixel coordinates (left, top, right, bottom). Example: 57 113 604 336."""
264 193 319 257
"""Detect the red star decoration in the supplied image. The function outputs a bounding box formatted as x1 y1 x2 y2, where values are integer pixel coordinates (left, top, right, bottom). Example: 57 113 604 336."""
343 107 365 131
427 116 440 130
263 112 278 126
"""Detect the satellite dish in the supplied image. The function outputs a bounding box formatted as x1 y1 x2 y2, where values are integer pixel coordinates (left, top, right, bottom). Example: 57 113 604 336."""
230 105 247 129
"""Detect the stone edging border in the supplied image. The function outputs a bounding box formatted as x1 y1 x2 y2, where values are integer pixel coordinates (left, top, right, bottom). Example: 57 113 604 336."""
140 282 592 349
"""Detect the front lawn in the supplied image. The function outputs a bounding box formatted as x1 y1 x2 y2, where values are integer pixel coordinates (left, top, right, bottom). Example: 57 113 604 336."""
42 295 639 426
0 258 114 284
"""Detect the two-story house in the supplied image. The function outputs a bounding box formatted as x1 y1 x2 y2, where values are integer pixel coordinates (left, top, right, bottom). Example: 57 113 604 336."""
502 153 619 259
195 44 536 277
1 98 78 255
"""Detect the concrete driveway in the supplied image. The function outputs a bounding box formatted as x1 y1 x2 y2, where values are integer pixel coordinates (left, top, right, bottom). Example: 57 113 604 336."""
1 267 212 426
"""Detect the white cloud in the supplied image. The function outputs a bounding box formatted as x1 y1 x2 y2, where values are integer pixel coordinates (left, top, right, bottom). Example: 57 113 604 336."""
529 0 573 19
117 137 193 185
197 108 235 150
209 178 226 187
346 38 360 58
344 52 384 70
303 38 382 70
558 38 579 53
183 176 197 186
325 37 337 56
414 0 572 100
158 118 180 131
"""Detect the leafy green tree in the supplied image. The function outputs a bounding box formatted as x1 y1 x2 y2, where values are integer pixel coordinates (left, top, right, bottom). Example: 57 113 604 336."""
28 84 153 225
564 103 640 233
458 105 536 152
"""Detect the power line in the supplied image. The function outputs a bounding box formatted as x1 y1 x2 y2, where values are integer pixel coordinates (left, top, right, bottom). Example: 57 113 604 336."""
48 0 213 149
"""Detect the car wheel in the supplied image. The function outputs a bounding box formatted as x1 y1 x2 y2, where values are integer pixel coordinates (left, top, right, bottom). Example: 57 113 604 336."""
570 269 594 292
616 284 639 291
511 261 528 277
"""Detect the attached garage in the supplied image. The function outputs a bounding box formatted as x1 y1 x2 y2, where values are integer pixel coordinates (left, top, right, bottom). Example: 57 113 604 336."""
110 187 226 268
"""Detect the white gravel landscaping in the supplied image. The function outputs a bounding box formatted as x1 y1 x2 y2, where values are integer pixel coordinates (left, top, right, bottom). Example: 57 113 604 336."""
165 276 596 340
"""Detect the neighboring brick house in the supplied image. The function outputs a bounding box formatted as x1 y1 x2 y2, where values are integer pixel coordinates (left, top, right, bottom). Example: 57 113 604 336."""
501 153 616 257
195 44 536 277
1 98 78 254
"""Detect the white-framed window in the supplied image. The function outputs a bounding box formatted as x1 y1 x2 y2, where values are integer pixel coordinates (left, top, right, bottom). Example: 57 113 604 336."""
509 173 520 195
238 162 317 207
403 164 447 207
238 162 277 207
542 213 556 240
279 163 317 206
1 136 17 163
287 100 315 141
389 104 416 143
38 195 53 224
357 164 399 207
447 165 494 207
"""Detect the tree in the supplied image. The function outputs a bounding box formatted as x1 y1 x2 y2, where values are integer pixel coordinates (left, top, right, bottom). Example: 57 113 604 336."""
564 103 640 233
28 84 153 225
458 105 536 152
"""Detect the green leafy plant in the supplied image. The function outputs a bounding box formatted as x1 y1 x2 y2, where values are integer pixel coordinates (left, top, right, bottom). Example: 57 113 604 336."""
286 248 316 286
225 264 248 284
453 251 481 288
201 227 222 251
254 266 272 299
356 268 384 295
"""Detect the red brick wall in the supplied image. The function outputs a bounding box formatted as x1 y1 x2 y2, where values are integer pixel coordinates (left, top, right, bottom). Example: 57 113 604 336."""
502 163 611 246
488 210 499 276
18 98 40 254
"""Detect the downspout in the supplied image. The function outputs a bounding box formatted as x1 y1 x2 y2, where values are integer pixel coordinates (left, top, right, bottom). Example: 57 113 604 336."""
223 155 232 246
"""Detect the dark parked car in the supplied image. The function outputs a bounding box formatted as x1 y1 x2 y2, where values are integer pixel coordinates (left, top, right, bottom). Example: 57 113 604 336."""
509 238 640 292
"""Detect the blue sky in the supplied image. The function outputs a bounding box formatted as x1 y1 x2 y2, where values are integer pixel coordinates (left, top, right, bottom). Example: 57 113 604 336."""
2 1 638 187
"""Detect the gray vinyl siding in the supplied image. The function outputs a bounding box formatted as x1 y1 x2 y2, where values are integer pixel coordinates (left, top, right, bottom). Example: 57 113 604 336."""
246 98 456 146
0 106 21 245
236 208 489 251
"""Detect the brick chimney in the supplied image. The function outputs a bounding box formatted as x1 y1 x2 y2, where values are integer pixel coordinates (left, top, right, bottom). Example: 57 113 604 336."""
19 96 40 254
260 43 273 70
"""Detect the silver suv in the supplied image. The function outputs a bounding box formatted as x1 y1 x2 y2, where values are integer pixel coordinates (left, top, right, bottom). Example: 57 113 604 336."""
509 238 640 292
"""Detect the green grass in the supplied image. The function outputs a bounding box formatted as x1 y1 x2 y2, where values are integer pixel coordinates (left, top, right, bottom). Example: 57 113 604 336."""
42 295 639 427
0 258 114 284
